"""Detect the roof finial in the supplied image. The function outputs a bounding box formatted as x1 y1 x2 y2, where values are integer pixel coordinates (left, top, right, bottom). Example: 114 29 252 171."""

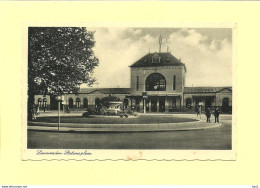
159 34 162 53
167 46 169 53
149 47 150 54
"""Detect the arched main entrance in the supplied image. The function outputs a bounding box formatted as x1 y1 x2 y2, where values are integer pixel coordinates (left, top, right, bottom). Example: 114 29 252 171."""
69 98 73 108
83 98 88 108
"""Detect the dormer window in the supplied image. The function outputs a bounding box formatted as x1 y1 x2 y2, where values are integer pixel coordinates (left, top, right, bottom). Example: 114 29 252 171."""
152 57 160 63
152 53 161 63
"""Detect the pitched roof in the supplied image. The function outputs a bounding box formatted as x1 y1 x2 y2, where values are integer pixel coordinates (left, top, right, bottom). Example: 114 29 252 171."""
79 88 130 94
184 87 232 93
129 52 186 70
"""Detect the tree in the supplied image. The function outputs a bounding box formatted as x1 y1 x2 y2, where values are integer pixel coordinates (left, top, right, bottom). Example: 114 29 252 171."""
28 27 99 120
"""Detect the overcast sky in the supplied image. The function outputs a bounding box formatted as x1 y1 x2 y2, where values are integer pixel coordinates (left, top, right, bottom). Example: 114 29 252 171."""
82 27 232 88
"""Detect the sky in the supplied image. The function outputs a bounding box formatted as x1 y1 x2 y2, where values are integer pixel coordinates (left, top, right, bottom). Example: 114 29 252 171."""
81 27 232 88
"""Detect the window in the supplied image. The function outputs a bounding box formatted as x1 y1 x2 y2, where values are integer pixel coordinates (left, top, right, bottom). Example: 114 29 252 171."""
69 98 73 108
222 98 229 112
38 98 42 107
186 98 192 109
173 75 176 90
43 98 47 107
152 53 161 63
83 98 88 108
152 57 160 63
136 76 139 91
145 73 166 91
222 98 229 107
76 98 81 108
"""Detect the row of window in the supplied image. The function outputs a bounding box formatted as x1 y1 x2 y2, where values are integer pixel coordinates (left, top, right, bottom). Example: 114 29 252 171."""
37 98 47 107
185 98 230 108
68 98 88 108
136 73 176 91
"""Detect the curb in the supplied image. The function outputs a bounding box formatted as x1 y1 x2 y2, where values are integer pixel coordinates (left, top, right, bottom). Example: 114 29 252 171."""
28 122 222 132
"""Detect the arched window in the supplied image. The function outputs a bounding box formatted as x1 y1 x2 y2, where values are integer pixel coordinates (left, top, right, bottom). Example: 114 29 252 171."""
83 98 88 108
186 98 192 109
222 98 229 112
69 98 73 108
38 98 42 107
76 98 81 108
43 98 47 107
145 73 166 91
222 98 229 106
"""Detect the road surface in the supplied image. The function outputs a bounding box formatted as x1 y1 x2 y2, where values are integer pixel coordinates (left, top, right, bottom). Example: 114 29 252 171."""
27 116 232 150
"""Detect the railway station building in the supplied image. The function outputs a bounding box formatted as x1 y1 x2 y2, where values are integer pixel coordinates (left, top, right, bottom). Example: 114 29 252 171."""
34 52 232 113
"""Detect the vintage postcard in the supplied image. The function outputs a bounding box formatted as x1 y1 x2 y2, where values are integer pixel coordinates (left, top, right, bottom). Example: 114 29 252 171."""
22 23 236 160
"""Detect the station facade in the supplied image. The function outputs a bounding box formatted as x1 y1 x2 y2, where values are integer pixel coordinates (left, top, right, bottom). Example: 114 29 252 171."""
34 52 232 113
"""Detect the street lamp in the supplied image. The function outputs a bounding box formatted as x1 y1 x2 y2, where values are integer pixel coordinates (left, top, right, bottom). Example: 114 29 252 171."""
55 95 64 130
198 102 203 120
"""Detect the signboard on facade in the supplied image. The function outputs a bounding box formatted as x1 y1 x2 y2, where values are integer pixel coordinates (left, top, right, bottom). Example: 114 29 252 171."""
142 92 148 99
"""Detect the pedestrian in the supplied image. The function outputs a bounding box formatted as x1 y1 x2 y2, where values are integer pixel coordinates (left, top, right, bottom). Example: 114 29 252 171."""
196 106 200 117
66 106 70 113
205 107 211 123
36 105 40 116
214 107 220 123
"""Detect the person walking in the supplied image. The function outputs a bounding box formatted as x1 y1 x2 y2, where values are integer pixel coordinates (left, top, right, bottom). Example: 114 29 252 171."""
214 107 220 123
66 106 70 113
196 106 200 117
205 107 211 123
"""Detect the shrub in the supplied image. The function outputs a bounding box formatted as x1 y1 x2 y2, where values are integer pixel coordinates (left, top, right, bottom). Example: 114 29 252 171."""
82 109 96 117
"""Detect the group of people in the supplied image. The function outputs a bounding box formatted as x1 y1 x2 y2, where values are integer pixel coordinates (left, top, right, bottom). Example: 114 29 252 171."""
205 107 220 123
196 106 220 123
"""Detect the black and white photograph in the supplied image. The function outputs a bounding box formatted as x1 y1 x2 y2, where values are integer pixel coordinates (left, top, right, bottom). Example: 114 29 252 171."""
24 26 234 160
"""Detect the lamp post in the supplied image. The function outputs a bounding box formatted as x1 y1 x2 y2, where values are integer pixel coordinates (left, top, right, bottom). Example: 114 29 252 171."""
55 95 64 130
142 92 148 114
199 102 203 120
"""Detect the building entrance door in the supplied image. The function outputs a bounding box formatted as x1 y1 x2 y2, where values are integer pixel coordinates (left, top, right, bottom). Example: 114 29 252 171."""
136 98 140 112
205 98 212 109
151 98 157 112
159 98 165 112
